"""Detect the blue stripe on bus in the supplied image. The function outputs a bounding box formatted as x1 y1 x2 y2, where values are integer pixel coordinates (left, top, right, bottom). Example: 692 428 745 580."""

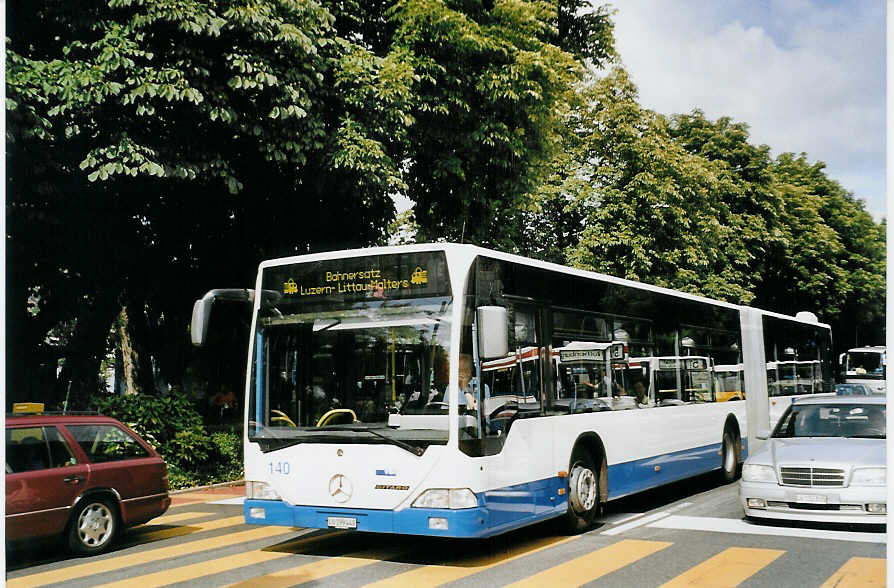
606 441 740 500
244 476 568 538
244 439 748 537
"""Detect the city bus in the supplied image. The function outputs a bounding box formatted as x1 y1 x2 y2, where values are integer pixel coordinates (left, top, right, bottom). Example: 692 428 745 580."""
191 244 833 537
840 346 886 394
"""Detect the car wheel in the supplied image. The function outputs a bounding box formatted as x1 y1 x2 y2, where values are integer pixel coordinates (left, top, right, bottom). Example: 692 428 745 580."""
721 431 740 483
563 452 601 533
68 498 118 555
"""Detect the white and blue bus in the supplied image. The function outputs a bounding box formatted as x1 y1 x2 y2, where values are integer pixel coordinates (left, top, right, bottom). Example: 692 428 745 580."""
191 244 833 537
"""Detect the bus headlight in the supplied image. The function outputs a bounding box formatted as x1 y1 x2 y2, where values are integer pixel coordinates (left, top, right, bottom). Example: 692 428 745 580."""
742 464 777 483
412 488 477 509
247 481 281 500
851 468 886 487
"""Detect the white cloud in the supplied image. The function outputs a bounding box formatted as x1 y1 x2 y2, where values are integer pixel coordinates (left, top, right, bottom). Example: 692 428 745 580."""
610 0 886 218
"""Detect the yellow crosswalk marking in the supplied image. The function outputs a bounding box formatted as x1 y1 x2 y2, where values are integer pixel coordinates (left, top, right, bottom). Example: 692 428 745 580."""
363 534 576 588
223 548 406 588
121 514 247 545
147 510 213 525
660 547 784 587
95 530 350 588
95 550 288 588
821 557 886 587
507 539 672 588
7 522 296 588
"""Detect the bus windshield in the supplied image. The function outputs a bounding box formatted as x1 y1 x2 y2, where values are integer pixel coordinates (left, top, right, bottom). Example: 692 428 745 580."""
846 351 885 380
248 252 453 452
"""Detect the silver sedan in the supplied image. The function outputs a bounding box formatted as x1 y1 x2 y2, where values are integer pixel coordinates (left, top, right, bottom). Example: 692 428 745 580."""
740 395 886 524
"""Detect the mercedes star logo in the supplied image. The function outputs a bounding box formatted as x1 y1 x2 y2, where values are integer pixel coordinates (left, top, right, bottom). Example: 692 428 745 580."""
328 474 353 503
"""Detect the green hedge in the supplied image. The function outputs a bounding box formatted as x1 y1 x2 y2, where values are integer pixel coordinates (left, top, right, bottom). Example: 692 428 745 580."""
91 389 242 489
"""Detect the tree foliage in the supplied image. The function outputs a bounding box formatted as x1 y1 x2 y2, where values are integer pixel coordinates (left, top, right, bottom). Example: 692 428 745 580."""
6 1 885 412
521 70 884 345
7 0 615 405
535 70 757 302
7 0 415 403
770 153 885 343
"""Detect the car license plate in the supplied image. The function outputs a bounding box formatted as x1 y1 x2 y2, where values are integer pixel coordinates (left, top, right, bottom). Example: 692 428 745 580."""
327 516 357 529
795 494 828 504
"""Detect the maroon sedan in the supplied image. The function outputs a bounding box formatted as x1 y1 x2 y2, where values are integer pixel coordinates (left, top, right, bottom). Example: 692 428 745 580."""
6 413 171 555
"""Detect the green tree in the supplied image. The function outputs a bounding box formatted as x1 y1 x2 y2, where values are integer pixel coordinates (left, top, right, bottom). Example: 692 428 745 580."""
666 111 787 297
665 111 885 346
391 0 607 248
6 0 616 405
544 69 756 302
6 0 415 403
771 153 885 345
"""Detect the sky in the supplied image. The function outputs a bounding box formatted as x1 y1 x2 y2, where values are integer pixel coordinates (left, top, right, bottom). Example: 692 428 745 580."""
610 0 886 220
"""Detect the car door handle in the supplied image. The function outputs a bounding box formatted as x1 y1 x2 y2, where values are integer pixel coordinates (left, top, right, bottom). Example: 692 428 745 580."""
63 475 85 484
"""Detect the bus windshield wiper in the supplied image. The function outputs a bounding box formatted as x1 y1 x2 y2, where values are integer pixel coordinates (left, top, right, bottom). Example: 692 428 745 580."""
342 426 425 456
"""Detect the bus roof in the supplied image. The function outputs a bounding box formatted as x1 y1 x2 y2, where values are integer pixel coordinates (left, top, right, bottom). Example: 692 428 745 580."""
257 243 829 329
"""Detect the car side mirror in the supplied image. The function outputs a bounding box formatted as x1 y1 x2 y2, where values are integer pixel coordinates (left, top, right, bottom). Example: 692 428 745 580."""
755 429 770 440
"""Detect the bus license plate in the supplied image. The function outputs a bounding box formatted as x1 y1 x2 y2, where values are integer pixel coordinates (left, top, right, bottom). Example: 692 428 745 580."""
795 494 828 504
327 516 357 529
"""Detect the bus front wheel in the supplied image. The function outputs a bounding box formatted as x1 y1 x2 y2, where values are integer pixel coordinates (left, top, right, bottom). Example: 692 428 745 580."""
563 452 600 533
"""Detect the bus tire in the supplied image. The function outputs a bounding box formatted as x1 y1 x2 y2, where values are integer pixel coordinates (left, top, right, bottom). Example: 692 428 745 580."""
67 497 119 556
720 430 740 484
563 451 600 533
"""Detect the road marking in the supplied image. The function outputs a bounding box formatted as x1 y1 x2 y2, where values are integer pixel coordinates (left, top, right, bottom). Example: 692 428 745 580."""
222 548 406 588
601 503 692 536
601 510 674 536
820 557 886 587
505 539 672 588
659 547 784 587
124 514 246 544
7 523 305 587
95 550 288 588
148 510 213 524
647 515 886 544
361 533 576 588
598 511 647 525
94 530 348 588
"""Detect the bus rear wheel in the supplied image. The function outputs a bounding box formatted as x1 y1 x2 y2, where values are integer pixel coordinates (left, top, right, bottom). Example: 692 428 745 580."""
563 452 600 533
720 430 740 483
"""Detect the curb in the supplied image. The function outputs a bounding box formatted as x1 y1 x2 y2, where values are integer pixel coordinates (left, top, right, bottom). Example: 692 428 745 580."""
170 479 245 495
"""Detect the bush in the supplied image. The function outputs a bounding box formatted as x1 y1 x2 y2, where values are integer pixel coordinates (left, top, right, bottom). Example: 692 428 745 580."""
92 389 243 489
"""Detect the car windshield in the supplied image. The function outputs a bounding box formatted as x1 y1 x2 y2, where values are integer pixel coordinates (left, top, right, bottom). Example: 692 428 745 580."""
773 403 886 439
835 384 871 396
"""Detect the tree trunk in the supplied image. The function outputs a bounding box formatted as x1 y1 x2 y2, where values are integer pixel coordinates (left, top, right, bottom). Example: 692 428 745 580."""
118 302 157 395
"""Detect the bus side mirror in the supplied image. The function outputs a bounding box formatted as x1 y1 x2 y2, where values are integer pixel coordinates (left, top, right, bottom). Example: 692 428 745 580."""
190 288 259 347
477 306 509 359
191 295 214 347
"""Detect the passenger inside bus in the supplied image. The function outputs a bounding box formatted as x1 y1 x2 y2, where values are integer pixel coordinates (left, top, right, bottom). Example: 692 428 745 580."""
458 353 490 411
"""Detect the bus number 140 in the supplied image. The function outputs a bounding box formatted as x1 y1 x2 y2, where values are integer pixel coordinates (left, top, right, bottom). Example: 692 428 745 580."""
268 461 291 475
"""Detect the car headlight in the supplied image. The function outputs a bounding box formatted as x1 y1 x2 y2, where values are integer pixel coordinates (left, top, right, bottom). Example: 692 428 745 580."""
412 488 477 509
246 481 281 500
851 467 886 486
742 464 777 483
